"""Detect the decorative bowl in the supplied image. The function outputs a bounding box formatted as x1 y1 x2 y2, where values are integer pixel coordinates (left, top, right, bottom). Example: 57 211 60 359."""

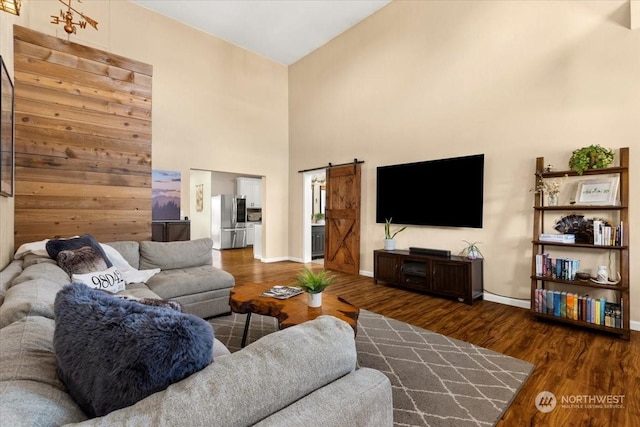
575 272 591 280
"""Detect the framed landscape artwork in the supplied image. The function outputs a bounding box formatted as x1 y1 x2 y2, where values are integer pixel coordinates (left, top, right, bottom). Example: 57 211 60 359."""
1 55 14 197
152 170 181 220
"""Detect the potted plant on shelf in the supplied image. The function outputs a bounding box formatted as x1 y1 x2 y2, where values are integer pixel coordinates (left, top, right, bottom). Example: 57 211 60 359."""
384 218 406 251
568 145 614 175
295 267 335 307
313 212 325 224
461 241 483 259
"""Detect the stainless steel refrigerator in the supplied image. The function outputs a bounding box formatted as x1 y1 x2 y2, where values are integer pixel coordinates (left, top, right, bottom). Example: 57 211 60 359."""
211 195 247 249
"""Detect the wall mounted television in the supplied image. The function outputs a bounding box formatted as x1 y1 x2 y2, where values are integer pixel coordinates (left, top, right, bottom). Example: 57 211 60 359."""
376 154 484 228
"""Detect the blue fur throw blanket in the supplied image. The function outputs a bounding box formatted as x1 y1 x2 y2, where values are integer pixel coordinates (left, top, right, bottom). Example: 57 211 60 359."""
53 283 214 418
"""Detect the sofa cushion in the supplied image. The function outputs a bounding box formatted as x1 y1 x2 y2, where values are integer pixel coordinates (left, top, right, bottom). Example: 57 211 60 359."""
21 253 58 269
139 238 213 270
10 259 70 287
145 265 235 299
71 266 126 293
0 261 71 328
0 316 88 426
56 246 108 275
119 282 163 299
0 259 22 306
45 234 112 268
254 368 393 427
53 283 214 418
103 241 140 269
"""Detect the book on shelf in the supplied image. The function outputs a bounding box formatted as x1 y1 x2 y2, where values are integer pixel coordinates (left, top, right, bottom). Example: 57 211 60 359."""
535 253 580 280
604 302 622 328
546 290 554 315
593 220 624 246
534 289 621 328
260 285 303 299
567 293 575 320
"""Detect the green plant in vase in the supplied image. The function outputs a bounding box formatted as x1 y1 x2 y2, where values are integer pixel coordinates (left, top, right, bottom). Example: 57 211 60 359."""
295 267 335 307
568 145 614 175
384 218 406 250
461 241 483 259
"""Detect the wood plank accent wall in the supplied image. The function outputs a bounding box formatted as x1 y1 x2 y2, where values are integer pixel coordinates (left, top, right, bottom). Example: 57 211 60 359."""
12 26 153 248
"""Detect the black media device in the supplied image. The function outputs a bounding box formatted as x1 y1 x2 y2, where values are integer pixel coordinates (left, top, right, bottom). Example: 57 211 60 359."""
409 247 451 258
376 154 484 228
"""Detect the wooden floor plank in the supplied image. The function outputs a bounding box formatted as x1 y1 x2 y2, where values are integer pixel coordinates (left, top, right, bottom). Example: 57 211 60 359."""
216 247 639 427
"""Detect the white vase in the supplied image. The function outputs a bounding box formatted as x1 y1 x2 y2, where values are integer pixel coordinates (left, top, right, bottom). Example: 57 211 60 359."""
597 265 608 282
547 194 558 206
384 239 395 250
308 292 322 307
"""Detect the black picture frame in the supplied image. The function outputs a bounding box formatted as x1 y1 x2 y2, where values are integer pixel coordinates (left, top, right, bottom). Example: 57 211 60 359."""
1 55 15 197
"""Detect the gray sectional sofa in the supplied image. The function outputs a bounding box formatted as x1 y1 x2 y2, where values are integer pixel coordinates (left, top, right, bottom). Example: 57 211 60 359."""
0 237 393 426
104 238 235 318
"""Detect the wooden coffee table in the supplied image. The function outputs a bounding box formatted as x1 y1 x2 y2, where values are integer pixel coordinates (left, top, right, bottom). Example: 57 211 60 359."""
229 281 359 347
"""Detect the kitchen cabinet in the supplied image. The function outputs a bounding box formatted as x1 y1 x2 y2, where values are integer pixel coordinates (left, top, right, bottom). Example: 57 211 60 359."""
247 223 256 246
236 177 261 208
311 225 325 259
253 225 262 259
373 249 483 305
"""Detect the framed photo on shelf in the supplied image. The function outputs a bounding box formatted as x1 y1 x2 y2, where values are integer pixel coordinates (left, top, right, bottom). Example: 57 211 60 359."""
574 177 619 206
1 55 15 197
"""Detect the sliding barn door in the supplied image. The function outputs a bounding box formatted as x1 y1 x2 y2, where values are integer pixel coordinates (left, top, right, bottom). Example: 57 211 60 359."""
324 163 361 275
13 26 153 248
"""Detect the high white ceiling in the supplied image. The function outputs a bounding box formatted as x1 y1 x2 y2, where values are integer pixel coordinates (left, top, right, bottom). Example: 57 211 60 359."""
130 0 391 65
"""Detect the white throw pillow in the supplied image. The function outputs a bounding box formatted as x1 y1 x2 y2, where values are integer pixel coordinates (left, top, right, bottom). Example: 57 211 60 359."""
72 266 125 293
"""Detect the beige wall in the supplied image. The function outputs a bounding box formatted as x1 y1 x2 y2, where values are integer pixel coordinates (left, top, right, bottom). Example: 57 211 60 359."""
0 0 289 264
289 1 639 322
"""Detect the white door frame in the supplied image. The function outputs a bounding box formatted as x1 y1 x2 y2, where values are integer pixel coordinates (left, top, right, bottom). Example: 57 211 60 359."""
302 169 327 263
302 171 314 263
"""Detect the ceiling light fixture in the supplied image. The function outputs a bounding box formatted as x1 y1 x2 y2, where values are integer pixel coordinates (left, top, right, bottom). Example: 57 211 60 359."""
0 0 21 16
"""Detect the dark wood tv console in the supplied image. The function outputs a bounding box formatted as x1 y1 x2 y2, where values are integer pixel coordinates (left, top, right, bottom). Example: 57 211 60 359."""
373 249 483 305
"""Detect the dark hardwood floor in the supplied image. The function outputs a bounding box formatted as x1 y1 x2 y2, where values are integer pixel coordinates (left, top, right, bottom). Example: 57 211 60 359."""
214 248 639 427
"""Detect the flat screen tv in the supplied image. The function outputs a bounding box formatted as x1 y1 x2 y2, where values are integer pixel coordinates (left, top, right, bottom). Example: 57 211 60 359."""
376 154 484 228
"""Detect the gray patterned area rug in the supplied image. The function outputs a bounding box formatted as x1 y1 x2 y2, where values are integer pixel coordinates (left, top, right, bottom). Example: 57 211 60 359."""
208 310 534 427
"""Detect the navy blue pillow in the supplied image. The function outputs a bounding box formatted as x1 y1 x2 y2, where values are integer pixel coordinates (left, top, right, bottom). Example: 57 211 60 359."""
46 234 113 268
53 283 214 418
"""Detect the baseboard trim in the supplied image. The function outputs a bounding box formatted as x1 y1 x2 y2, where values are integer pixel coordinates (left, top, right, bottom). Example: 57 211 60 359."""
482 292 531 310
262 256 292 263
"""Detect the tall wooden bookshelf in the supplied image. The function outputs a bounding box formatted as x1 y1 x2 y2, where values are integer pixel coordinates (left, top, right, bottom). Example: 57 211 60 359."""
530 147 630 340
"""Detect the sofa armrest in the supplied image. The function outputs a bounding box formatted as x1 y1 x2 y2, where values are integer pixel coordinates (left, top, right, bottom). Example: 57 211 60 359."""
71 315 357 427
0 260 23 306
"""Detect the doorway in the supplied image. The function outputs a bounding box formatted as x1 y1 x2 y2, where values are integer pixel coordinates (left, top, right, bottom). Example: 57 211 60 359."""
302 169 326 264
190 169 263 256
302 162 362 275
